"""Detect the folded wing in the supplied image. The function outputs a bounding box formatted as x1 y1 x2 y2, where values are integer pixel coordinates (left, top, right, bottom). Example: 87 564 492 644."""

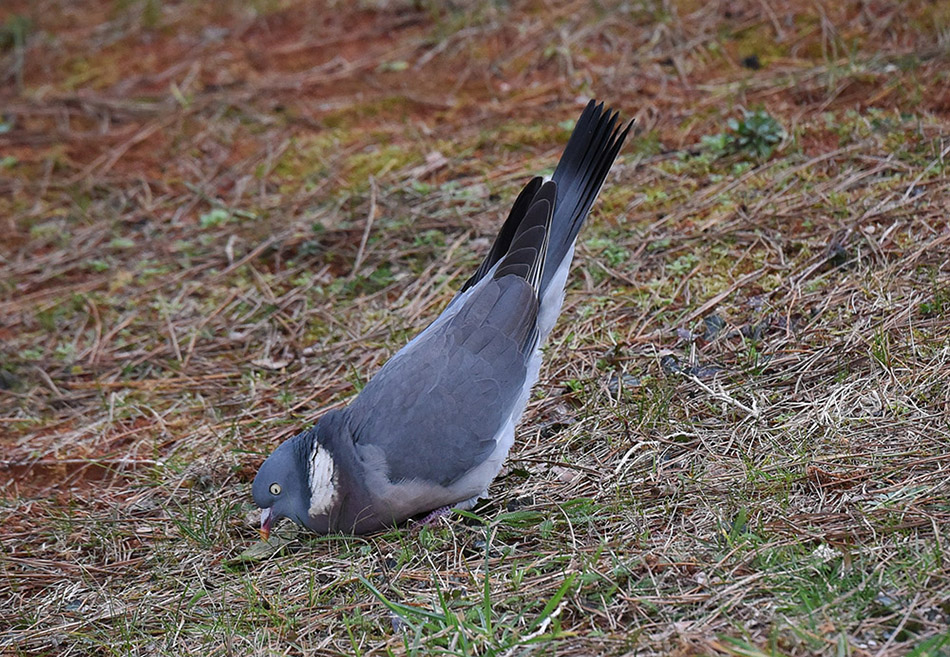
345 187 556 488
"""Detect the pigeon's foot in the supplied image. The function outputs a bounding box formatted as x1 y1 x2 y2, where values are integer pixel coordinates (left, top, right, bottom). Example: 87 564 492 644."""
412 506 452 532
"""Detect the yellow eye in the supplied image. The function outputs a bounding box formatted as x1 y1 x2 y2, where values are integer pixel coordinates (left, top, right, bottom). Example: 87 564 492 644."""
269 483 282 496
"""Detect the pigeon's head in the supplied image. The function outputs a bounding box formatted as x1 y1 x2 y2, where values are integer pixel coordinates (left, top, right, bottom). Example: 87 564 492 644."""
252 432 312 540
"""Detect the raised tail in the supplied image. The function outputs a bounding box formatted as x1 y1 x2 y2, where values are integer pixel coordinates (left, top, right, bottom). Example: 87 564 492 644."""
542 100 631 295
456 100 630 339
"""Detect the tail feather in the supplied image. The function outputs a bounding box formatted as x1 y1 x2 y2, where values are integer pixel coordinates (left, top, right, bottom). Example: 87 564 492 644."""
542 101 631 294
456 101 630 320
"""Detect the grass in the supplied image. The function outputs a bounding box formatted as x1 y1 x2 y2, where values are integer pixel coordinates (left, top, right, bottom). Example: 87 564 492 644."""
2 0 950 655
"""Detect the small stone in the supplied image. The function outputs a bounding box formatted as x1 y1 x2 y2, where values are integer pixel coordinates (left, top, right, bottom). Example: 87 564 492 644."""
660 355 681 374
741 54 761 70
702 315 726 341
390 612 409 632
607 373 641 395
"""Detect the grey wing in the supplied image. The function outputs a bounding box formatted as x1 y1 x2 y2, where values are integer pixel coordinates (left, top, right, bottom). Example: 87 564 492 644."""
346 275 539 487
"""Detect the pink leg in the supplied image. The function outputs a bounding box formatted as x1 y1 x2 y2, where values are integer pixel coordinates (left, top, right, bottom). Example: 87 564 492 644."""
412 506 452 532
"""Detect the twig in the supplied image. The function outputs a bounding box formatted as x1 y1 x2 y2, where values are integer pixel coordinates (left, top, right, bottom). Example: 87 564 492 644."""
679 268 768 326
32 366 63 397
681 372 760 420
163 303 183 363
351 176 378 278
516 600 568 645
874 592 921 657
903 140 950 201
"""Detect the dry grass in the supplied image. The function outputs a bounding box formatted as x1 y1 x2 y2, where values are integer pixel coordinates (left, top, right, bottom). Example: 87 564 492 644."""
2 1 950 655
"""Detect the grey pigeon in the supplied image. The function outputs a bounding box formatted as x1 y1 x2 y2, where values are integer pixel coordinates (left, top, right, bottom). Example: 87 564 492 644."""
253 101 630 537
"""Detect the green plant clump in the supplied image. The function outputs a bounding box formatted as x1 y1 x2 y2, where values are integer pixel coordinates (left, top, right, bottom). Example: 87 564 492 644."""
702 109 786 159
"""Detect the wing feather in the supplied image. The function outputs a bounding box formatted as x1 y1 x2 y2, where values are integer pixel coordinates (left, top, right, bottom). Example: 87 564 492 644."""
346 276 537 487
460 176 544 293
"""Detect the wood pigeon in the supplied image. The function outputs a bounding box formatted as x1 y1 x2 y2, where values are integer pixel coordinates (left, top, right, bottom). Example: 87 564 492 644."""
253 100 630 537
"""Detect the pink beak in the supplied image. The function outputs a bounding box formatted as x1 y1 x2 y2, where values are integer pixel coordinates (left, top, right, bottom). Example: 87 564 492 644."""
259 507 274 541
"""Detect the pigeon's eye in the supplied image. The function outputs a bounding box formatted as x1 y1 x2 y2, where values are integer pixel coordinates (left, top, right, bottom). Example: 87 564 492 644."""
269 483 282 496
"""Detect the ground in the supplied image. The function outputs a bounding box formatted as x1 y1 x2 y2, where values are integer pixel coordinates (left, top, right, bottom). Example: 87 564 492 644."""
2 1 950 655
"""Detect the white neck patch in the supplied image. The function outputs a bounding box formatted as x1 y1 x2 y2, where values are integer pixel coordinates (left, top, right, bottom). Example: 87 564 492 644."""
308 444 338 517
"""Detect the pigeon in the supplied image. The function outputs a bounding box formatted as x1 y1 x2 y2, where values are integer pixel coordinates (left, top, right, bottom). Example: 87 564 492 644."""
252 100 630 538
